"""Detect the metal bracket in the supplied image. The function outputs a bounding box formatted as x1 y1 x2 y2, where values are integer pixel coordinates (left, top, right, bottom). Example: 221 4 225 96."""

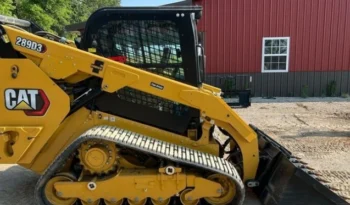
246 180 260 188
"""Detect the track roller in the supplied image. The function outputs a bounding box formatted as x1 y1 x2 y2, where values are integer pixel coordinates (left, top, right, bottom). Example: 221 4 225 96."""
150 197 171 205
81 199 101 205
103 198 124 205
127 198 147 205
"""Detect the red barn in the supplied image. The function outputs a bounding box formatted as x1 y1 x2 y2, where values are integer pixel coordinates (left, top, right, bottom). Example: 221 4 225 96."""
66 0 350 97
184 0 350 97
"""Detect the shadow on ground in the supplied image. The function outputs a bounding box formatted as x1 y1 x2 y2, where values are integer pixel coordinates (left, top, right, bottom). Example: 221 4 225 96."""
280 131 350 138
0 165 39 205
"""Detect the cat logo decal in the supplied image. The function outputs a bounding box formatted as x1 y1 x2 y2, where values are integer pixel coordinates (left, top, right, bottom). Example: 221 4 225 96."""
4 89 50 116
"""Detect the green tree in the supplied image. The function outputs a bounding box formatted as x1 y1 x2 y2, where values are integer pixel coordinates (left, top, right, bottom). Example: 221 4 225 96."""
70 0 121 23
0 0 16 16
15 0 72 34
0 0 120 35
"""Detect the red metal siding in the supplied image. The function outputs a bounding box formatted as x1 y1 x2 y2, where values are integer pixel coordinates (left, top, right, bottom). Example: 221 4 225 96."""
194 0 350 74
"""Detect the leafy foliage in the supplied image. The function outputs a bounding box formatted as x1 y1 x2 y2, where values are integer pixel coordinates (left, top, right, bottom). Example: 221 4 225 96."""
71 0 121 23
301 84 309 98
326 80 337 97
0 0 121 35
0 0 16 16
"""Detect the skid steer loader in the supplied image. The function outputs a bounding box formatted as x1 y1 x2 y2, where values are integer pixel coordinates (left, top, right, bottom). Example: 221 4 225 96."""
0 6 348 205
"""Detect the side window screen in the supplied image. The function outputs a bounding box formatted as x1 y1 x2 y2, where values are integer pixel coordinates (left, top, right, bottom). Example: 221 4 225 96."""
89 19 189 116
92 20 185 80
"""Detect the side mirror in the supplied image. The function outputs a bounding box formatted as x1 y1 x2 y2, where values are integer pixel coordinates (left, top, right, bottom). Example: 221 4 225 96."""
197 44 205 83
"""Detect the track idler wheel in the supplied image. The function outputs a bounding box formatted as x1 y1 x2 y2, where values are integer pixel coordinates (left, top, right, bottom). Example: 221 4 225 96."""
180 189 200 205
203 174 236 205
44 172 78 205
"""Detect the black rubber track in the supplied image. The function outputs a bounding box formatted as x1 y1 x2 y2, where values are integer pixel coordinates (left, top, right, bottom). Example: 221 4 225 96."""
34 125 246 205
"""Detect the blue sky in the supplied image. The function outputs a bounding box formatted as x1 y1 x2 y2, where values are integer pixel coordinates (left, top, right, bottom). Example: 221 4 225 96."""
121 0 183 6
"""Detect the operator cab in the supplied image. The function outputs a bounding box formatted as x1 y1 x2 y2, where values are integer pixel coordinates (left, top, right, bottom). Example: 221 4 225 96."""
79 7 205 136
80 6 204 86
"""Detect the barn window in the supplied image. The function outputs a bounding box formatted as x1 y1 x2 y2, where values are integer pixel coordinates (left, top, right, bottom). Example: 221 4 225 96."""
262 37 290 73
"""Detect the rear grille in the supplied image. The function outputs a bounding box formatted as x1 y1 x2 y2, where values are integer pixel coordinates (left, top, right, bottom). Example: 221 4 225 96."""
117 87 189 116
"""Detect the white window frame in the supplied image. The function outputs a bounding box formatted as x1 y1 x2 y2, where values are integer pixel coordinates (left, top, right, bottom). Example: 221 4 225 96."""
261 37 290 73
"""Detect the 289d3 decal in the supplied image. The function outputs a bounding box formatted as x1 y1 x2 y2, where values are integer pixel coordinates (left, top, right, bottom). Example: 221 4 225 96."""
4 88 50 116
15 36 46 53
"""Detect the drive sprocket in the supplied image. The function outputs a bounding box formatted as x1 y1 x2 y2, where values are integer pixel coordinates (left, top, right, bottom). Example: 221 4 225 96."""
77 139 118 175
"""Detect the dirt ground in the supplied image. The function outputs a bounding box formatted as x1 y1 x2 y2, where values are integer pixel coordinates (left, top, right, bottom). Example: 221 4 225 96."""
0 97 349 204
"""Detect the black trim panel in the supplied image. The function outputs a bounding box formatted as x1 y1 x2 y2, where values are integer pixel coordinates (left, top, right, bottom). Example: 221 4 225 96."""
91 92 200 135
0 25 25 58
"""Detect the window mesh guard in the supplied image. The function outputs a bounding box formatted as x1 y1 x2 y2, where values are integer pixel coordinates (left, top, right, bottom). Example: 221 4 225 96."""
94 20 190 116
95 20 185 79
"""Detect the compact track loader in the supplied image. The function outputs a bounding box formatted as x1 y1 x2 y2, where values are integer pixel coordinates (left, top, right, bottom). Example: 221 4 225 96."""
0 6 348 205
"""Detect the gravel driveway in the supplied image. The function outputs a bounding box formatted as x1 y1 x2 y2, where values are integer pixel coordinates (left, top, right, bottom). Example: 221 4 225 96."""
236 97 350 202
